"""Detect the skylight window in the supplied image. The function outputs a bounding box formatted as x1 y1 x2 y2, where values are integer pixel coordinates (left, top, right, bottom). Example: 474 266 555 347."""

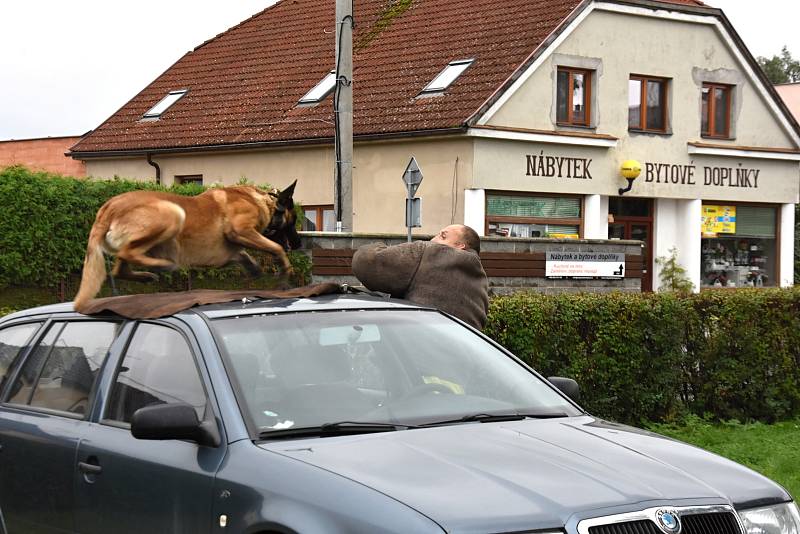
421 59 474 94
143 90 188 119
299 71 337 104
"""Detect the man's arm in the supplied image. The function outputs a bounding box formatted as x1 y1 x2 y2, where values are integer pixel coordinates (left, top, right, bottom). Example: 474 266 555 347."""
351 241 426 298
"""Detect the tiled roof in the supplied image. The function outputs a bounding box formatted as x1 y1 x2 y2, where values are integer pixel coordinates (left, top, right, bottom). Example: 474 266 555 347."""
71 0 708 154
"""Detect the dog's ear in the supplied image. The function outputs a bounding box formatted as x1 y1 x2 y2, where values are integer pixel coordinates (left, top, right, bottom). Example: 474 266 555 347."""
278 180 297 206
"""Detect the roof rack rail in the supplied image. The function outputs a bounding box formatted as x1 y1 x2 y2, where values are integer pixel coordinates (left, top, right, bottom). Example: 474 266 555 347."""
341 283 391 301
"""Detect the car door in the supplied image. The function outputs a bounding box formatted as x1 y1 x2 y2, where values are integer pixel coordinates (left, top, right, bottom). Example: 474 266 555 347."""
74 320 226 534
0 318 121 534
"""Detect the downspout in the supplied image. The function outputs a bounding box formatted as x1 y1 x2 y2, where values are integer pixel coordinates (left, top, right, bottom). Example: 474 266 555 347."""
146 153 161 185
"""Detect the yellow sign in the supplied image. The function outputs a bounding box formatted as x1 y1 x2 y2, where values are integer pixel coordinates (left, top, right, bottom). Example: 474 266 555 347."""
702 205 736 236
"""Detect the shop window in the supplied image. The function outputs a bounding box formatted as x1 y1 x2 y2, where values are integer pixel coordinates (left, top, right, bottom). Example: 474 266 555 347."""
701 204 777 288
175 174 203 185
302 205 335 232
702 83 732 138
556 67 592 126
486 194 581 238
629 75 668 132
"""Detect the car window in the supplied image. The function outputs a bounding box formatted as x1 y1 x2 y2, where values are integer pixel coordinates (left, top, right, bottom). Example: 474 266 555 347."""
0 322 42 393
105 323 207 424
213 310 582 432
7 321 118 415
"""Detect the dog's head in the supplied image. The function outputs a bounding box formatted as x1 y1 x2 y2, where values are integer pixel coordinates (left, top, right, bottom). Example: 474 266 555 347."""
265 180 302 251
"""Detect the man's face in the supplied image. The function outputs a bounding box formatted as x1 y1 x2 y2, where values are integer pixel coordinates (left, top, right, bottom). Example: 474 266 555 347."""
431 225 466 250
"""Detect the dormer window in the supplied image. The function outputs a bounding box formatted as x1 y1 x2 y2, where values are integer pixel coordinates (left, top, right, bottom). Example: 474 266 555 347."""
299 71 337 104
420 59 474 94
142 90 188 120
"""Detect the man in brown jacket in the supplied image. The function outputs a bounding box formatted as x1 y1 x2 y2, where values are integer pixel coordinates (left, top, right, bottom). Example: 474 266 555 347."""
351 224 489 330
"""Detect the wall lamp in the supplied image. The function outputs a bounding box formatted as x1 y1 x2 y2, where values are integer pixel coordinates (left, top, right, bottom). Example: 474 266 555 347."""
619 159 641 196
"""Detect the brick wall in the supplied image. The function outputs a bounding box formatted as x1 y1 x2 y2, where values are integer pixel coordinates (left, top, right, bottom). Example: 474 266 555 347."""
0 137 86 176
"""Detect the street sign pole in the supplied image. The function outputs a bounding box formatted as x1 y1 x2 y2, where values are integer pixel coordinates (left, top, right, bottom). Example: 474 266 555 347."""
406 182 412 242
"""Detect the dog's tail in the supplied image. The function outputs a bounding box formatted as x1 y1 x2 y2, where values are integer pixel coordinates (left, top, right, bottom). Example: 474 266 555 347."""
73 212 110 313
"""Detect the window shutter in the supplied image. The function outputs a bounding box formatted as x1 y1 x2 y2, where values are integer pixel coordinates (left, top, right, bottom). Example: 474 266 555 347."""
736 206 776 237
487 195 580 218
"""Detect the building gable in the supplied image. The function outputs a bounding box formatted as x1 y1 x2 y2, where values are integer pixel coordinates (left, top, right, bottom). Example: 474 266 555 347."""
476 1 800 151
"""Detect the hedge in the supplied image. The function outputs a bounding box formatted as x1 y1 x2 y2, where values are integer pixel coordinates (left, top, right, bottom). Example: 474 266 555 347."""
0 166 309 294
484 288 800 425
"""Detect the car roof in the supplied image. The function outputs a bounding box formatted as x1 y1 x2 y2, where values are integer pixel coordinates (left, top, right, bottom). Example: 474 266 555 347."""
197 293 432 319
1 293 433 323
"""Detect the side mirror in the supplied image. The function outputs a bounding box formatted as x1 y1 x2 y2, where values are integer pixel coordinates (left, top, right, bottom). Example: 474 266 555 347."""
131 403 221 447
548 377 580 403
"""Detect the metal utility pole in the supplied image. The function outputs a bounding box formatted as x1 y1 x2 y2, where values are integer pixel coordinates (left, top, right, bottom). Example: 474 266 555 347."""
334 0 354 232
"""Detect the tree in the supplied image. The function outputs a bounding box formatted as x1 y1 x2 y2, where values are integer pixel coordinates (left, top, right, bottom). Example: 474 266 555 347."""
655 247 694 293
757 46 800 84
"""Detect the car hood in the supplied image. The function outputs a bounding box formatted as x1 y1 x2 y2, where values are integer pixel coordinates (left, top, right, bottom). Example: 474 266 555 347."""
260 416 789 533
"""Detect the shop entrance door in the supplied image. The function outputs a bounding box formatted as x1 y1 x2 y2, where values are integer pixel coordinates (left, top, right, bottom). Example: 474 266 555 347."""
608 198 653 291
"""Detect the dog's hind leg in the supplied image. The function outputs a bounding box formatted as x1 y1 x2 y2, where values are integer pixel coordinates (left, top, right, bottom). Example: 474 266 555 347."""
112 258 159 282
112 201 184 273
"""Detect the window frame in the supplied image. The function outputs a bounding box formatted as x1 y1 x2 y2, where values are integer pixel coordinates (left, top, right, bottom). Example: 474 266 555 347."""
0 320 45 399
302 204 335 232
556 67 592 127
629 74 669 133
1 319 120 419
142 89 188 120
420 59 475 95
484 191 584 239
702 82 733 139
101 321 212 428
298 71 337 105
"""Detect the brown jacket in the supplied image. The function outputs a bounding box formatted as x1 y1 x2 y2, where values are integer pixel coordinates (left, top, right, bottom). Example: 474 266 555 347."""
352 241 489 329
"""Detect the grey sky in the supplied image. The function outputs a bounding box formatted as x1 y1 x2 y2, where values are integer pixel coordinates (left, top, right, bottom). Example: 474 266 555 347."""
0 0 797 141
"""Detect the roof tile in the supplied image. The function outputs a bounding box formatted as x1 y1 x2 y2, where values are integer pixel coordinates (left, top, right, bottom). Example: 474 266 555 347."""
72 0 708 153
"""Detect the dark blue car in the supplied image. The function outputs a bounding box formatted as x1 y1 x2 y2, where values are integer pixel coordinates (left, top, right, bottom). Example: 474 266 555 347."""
0 289 796 533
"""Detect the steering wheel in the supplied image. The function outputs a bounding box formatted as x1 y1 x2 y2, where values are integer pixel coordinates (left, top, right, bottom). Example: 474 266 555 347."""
401 382 455 399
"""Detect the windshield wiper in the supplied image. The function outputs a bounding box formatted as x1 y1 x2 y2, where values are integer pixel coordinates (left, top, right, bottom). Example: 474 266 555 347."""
420 412 569 427
259 421 420 440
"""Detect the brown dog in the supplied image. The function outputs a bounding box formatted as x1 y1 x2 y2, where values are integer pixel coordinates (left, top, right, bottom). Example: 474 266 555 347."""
73 181 301 312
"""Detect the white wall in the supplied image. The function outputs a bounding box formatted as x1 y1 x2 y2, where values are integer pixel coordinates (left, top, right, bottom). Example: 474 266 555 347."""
654 198 702 292
464 189 486 235
583 194 608 239
780 203 796 287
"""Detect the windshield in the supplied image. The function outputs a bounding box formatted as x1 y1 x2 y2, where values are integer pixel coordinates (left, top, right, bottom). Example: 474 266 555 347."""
212 310 581 435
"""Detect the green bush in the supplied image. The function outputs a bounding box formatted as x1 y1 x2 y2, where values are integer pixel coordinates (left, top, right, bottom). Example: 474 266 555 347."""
0 166 310 294
0 307 19 319
485 288 800 425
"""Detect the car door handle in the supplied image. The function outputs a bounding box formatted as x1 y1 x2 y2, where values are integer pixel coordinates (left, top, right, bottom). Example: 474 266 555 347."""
78 461 103 475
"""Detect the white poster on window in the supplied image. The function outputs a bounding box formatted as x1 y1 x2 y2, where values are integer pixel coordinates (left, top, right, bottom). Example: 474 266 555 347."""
546 252 626 279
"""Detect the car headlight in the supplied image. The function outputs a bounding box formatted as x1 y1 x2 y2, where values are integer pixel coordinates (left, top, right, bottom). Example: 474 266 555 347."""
738 502 800 534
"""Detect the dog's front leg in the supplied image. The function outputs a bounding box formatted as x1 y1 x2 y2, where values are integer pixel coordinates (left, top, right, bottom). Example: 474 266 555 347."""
234 250 263 277
225 227 294 276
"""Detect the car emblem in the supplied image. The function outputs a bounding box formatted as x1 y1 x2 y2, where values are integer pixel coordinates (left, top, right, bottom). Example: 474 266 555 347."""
655 509 681 534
